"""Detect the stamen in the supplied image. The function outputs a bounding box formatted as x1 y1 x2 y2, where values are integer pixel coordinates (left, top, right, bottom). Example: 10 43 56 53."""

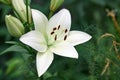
51 32 54 35
54 35 57 41
64 35 67 40
53 27 57 31
65 29 68 33
58 25 60 30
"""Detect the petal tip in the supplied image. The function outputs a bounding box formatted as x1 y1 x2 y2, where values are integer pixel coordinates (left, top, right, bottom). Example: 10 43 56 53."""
87 34 92 41
19 34 25 42
73 56 79 59
61 8 69 12
60 8 70 15
37 71 44 77
36 51 54 77
38 73 42 77
74 53 79 59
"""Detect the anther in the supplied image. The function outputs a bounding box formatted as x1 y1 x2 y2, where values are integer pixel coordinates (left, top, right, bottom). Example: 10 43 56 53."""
58 25 60 30
64 35 67 40
53 27 57 31
54 35 57 41
65 29 68 33
51 32 54 35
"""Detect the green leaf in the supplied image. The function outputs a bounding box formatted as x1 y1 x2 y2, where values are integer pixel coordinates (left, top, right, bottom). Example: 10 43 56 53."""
0 45 28 55
46 77 61 80
6 58 23 75
0 0 11 5
5 41 18 45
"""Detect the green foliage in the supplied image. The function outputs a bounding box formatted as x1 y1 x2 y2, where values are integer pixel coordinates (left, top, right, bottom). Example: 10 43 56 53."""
0 45 28 55
1 0 120 80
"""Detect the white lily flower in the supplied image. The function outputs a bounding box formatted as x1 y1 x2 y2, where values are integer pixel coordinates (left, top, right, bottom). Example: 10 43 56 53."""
20 9 92 77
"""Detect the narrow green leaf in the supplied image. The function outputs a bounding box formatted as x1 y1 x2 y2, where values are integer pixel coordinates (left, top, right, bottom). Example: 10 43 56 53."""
0 45 28 55
5 41 18 45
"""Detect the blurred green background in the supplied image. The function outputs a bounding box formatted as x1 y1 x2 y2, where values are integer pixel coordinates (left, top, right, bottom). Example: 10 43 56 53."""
1 0 120 80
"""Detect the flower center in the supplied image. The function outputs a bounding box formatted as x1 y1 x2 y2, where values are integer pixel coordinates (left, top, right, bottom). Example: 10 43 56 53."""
50 25 68 41
48 25 68 46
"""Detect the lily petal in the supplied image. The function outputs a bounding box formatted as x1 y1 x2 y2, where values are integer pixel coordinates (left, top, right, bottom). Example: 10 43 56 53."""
50 42 78 58
47 9 71 35
32 9 48 34
36 50 54 77
20 31 47 52
67 31 92 46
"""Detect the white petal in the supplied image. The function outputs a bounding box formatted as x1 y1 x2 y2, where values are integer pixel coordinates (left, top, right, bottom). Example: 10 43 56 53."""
36 50 54 77
32 9 48 34
47 9 71 34
67 31 92 46
50 42 78 58
20 31 47 52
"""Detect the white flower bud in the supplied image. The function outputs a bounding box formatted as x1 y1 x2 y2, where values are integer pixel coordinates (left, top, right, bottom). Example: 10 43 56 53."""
12 0 31 23
5 15 25 37
50 0 64 12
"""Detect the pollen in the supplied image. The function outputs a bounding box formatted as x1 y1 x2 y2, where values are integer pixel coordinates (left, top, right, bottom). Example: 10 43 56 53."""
51 31 54 35
64 35 67 40
65 29 68 33
58 25 60 30
51 25 68 41
53 27 57 31
54 35 57 41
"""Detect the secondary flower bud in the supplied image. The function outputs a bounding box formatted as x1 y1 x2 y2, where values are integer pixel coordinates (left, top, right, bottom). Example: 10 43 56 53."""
12 0 31 23
50 0 64 12
5 15 25 37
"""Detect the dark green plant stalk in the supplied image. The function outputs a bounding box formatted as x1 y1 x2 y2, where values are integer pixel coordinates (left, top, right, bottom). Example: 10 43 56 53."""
25 0 32 31
26 0 29 24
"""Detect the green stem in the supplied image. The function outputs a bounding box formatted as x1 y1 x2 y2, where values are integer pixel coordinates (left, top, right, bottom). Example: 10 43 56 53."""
26 0 29 24
25 0 32 32
49 11 54 19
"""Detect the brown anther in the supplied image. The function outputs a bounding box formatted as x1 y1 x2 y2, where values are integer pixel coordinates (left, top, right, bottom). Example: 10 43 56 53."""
58 25 60 30
65 29 68 33
64 35 67 40
54 35 57 41
53 27 57 31
51 32 54 35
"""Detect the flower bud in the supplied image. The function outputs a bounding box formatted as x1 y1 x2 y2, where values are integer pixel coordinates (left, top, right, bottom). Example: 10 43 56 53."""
0 0 11 5
12 0 31 23
5 15 25 37
50 0 64 12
